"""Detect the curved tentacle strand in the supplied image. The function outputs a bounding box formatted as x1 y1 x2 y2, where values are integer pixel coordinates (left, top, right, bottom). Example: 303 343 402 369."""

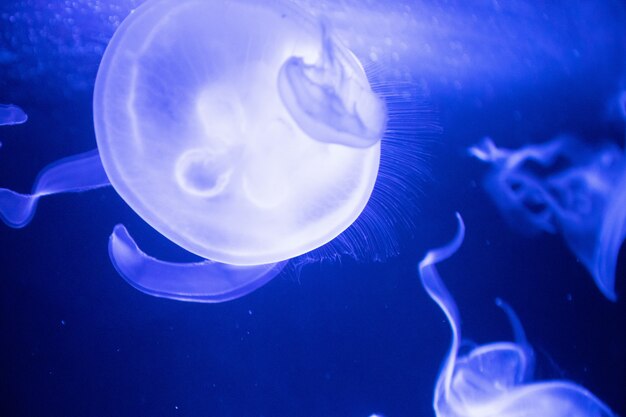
495 298 535 382
0 150 110 228
418 213 465 403
109 225 287 303
593 169 626 301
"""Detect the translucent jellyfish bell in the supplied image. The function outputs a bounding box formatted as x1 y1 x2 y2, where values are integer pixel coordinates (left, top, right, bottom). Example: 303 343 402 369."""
418 214 616 417
94 0 385 266
0 0 387 302
469 137 626 301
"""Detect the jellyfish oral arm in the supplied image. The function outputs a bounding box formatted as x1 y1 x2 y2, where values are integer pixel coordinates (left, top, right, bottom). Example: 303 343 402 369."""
594 169 626 301
495 298 535 381
468 137 509 162
0 149 110 228
109 225 287 303
278 24 386 148
0 104 28 126
418 213 465 404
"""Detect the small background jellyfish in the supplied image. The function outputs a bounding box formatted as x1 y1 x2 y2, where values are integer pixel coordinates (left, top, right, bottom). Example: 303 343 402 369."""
0 104 27 126
1 0 625 416
469 135 626 301
418 214 616 417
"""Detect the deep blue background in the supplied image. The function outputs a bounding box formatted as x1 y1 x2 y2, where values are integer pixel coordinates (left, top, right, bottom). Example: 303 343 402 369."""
1 1 625 416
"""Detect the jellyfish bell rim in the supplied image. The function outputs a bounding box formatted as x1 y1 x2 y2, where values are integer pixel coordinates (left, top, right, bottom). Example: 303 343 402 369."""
93 0 382 266
444 380 615 417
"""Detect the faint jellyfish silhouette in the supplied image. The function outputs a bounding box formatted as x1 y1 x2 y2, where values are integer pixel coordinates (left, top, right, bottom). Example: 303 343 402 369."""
0 0 388 302
418 214 617 417
469 137 626 301
0 104 27 126
605 90 626 123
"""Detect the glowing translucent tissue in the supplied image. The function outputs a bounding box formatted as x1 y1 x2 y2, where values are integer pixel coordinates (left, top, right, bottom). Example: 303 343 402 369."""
469 137 626 301
418 214 616 417
0 0 387 302
0 104 28 126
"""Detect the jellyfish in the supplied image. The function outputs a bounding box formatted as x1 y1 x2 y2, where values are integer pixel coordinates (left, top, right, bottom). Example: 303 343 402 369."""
0 104 27 126
0 0 394 302
469 137 626 301
418 214 616 417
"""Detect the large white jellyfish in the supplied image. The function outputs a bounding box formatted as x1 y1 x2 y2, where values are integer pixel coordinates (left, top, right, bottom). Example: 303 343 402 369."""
418 214 616 417
469 137 626 301
0 0 392 302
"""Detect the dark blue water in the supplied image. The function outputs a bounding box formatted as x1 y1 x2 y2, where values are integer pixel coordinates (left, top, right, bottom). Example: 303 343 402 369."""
1 1 625 416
